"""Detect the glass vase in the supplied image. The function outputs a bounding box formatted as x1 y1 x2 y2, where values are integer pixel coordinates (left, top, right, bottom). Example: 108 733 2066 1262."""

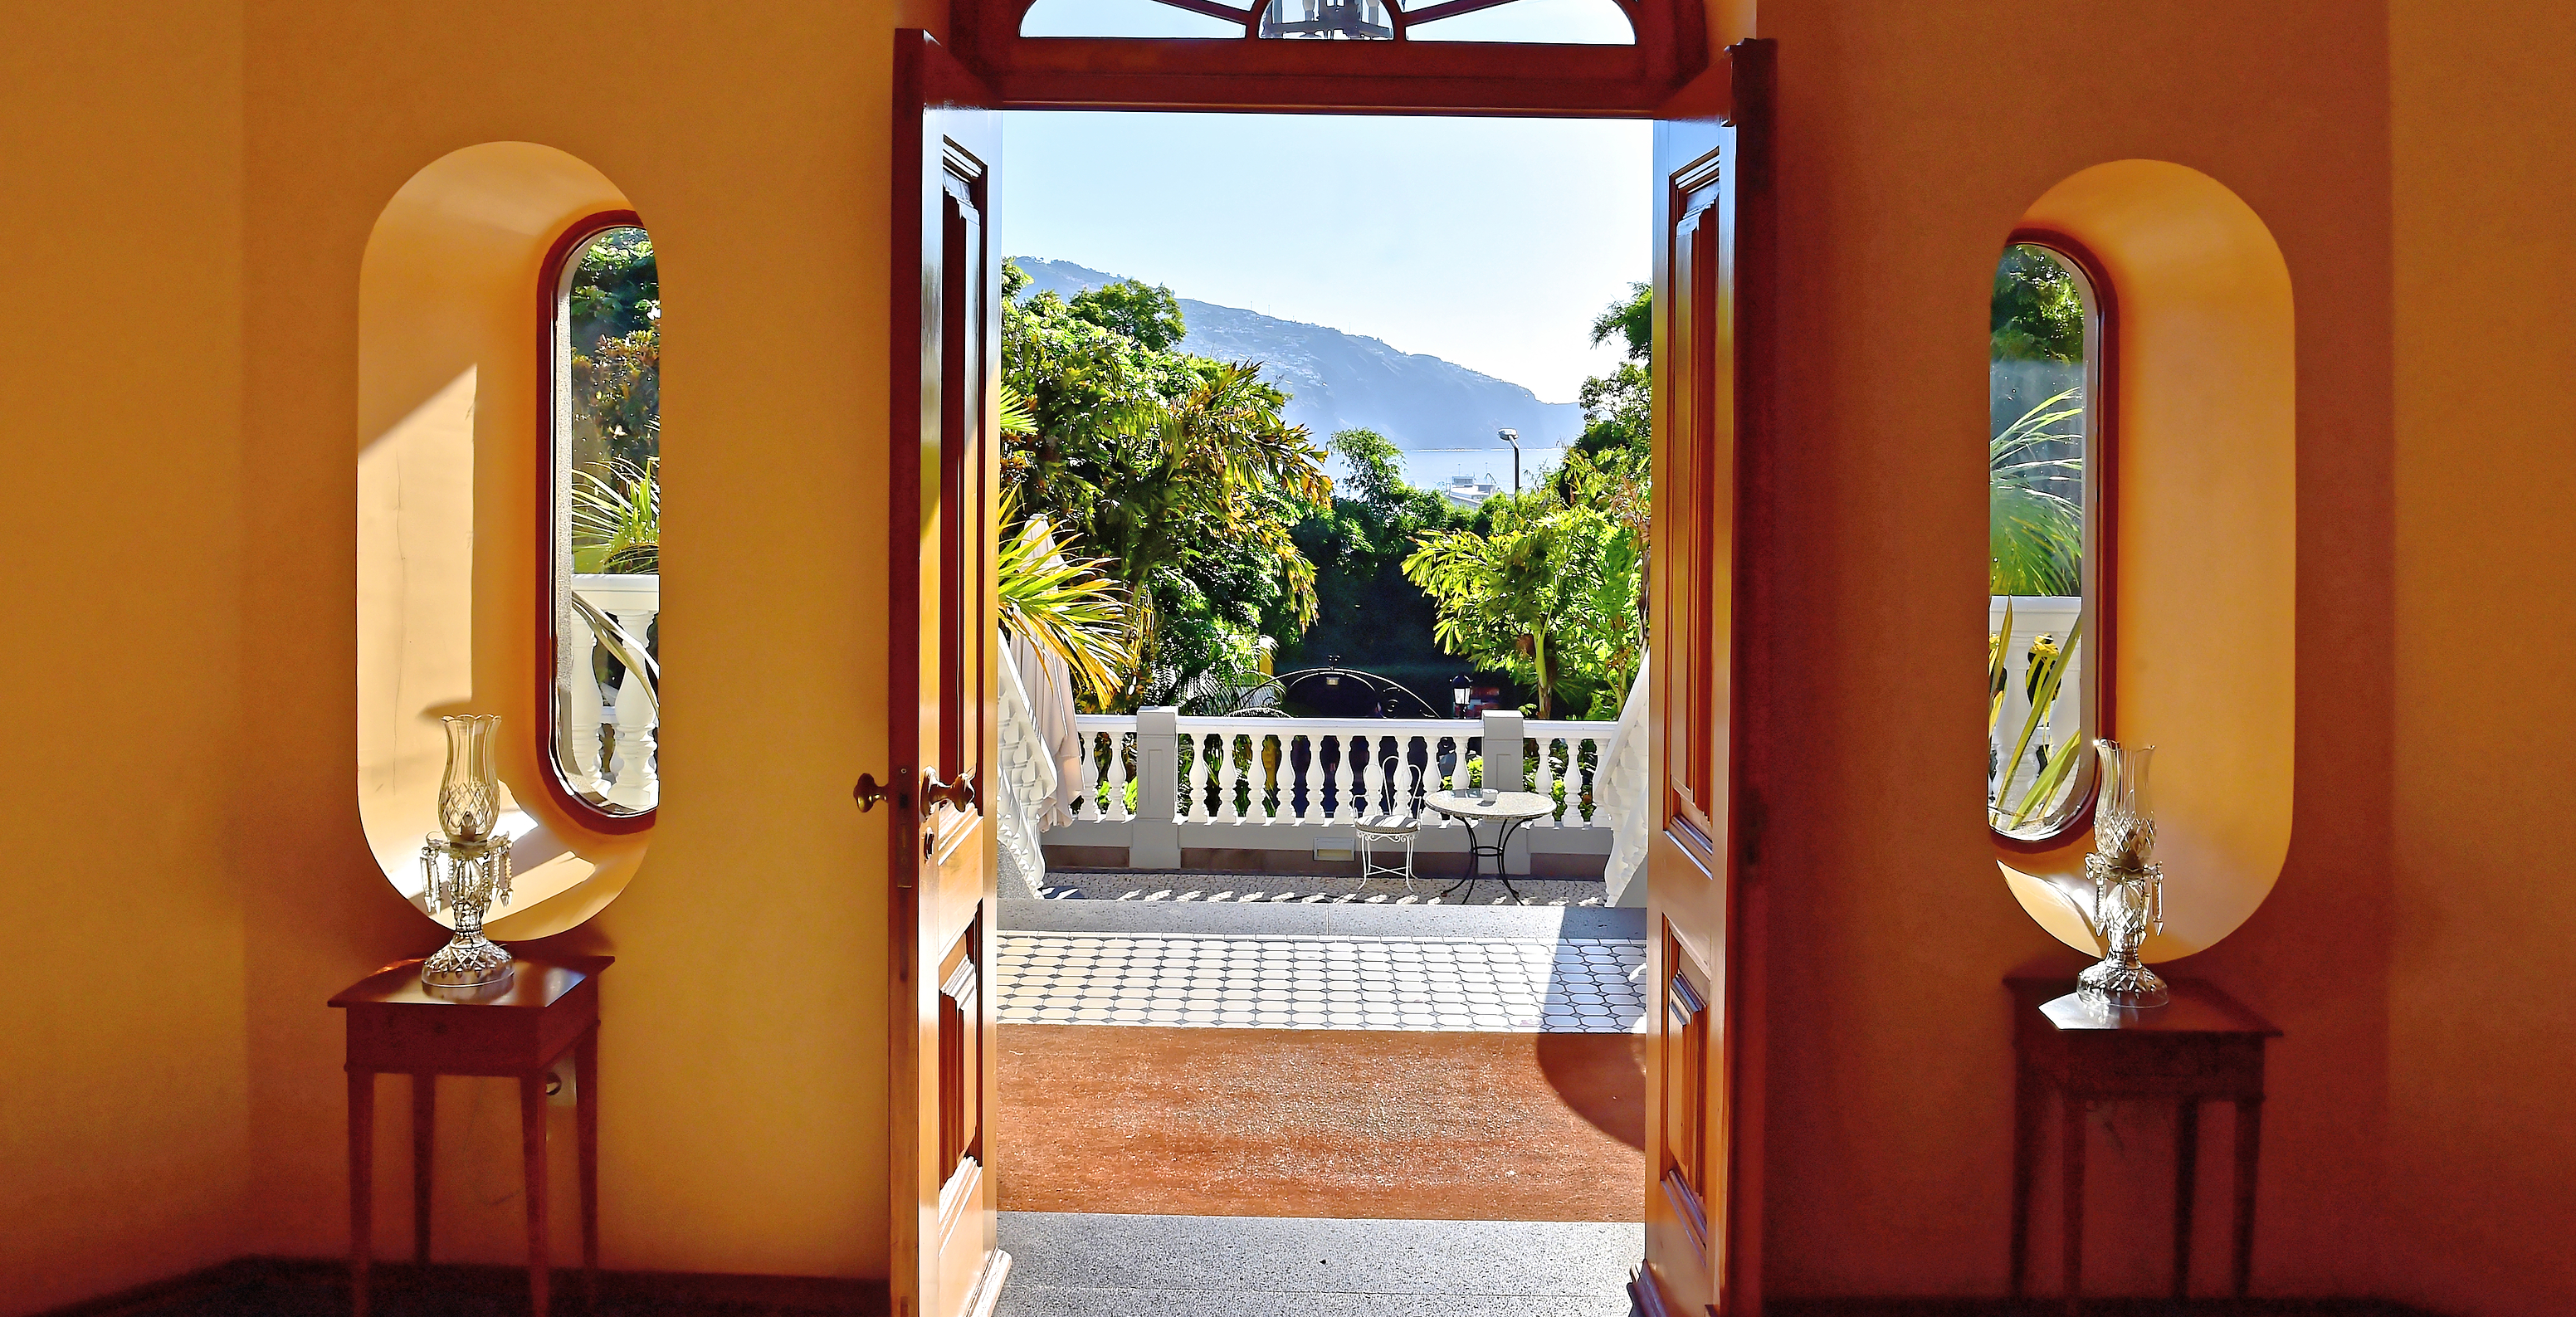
422 715 515 988
2076 739 2166 1007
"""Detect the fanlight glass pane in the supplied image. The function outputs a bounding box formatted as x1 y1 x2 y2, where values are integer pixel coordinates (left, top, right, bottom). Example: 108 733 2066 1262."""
1023 0 1247 37
1988 242 2095 839
1260 0 1396 38
1407 0 1635 44
554 225 660 817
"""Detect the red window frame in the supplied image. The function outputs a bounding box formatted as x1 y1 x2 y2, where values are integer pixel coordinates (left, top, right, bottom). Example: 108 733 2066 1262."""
536 209 654 833
1989 227 2117 853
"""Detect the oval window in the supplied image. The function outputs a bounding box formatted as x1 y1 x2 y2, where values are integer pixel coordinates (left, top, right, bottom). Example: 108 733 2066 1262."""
1988 241 2100 841
549 223 660 822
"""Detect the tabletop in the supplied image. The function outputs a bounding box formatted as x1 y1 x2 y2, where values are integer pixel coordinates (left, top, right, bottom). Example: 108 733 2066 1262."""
1422 788 1558 822
329 956 614 1012
2005 976 2280 1037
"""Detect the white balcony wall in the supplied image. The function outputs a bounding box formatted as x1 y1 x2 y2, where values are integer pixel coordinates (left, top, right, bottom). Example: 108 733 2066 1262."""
1047 708 1617 876
559 572 659 813
1989 593 2085 826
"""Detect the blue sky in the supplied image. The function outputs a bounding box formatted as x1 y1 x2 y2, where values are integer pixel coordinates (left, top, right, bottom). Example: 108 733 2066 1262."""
999 110 1650 402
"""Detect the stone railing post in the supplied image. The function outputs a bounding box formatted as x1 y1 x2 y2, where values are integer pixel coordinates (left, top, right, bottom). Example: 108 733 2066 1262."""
1482 709 1528 874
1130 706 1183 869
1481 709 1526 792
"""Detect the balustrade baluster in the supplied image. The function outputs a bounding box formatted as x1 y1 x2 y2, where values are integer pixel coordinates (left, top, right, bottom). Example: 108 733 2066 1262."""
601 603 660 812
559 620 607 798
1105 734 1132 821
1217 731 1244 823
1533 735 1559 822
1191 732 1217 821
1355 740 1381 821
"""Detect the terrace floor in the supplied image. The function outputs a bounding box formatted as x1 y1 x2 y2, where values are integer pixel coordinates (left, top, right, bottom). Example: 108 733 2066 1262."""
993 893 1648 1316
1034 867 1620 907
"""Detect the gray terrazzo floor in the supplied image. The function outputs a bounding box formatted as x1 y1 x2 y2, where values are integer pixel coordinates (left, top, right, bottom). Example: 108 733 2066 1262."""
995 1212 1641 1317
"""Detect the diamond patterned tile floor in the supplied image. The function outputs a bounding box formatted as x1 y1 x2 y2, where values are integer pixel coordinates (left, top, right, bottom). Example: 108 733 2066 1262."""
993 931 1648 1033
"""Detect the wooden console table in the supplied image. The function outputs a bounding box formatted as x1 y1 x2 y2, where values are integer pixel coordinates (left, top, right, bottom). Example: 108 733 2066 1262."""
2007 975 2278 1314
331 955 611 1317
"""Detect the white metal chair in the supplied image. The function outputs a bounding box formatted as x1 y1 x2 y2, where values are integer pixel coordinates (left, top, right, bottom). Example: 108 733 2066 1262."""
1354 756 1423 891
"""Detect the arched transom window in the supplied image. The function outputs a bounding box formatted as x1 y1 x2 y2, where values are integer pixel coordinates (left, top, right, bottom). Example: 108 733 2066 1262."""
1020 0 1637 43
958 0 1707 115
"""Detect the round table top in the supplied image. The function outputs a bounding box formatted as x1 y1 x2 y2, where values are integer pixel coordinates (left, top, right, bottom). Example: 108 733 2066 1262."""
1422 788 1557 822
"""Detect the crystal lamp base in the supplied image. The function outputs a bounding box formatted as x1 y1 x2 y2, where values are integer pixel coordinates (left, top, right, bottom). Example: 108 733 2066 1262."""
422 931 514 988
2076 954 2168 1008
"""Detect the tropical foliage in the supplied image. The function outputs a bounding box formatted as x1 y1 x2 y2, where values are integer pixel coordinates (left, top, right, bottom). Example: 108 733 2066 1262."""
1576 280 1651 462
1278 427 1472 708
1000 262 1331 709
571 457 661 574
1988 389 2084 596
1402 448 1646 719
567 228 660 476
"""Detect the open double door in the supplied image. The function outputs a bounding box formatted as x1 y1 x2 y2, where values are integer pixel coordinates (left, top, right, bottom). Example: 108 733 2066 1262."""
884 32 1772 1317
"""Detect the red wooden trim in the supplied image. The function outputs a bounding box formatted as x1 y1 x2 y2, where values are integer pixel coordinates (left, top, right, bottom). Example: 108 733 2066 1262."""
1989 225 2119 856
535 208 653 835
954 0 1700 113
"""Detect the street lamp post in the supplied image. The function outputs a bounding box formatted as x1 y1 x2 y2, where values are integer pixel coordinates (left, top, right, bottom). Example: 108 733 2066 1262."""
1498 427 1521 495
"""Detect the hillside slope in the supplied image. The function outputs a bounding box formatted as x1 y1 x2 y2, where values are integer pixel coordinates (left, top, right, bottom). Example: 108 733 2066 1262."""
1012 256 1584 451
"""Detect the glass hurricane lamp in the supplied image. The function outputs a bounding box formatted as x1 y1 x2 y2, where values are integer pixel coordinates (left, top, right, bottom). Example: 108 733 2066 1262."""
419 715 515 988
2076 739 2167 1008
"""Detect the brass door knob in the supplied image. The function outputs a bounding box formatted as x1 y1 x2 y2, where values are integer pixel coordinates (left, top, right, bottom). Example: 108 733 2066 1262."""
853 768 912 812
922 768 978 815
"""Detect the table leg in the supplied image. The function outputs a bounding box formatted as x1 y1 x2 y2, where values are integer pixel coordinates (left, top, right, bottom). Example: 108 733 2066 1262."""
412 1075 436 1266
1438 820 1488 900
576 1027 601 1310
2061 1093 2086 1317
1490 817 1530 900
2172 1098 2200 1299
2232 1096 2263 1297
522 1071 551 1317
349 1070 373 1317
2009 1062 2038 1299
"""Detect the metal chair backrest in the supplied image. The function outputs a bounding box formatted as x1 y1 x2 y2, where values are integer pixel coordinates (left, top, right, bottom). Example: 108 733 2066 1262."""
1381 756 1422 821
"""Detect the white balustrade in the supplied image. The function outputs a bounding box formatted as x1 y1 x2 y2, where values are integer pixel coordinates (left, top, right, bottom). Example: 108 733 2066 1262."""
1046 708 1618 875
1989 594 2086 822
562 573 660 814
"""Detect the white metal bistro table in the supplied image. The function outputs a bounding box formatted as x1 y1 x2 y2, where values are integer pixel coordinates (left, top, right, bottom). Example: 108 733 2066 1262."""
1421 788 1557 901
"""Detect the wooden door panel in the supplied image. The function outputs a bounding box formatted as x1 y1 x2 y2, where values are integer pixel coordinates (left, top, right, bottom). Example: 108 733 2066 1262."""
1641 38 1770 1317
894 30 1006 1317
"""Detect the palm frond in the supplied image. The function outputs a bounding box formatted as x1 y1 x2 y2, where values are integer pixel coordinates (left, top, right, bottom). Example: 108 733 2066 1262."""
998 494 1133 709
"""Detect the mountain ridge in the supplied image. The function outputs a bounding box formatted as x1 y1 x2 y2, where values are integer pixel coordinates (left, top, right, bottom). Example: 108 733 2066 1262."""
1010 256 1585 452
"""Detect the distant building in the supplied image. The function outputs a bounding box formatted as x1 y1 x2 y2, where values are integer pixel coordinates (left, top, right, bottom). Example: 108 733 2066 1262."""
1439 474 1504 509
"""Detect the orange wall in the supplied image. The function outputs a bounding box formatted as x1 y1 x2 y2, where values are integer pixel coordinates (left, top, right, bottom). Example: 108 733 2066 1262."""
0 7 252 1314
230 0 940 1280
1753 0 2398 1299
8 1 2574 1312
2388 2 2576 1312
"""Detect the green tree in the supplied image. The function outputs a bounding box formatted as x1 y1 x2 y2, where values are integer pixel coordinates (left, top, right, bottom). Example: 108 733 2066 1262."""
1070 278 1187 354
567 229 660 475
1989 243 2087 595
1991 246 2085 363
1403 450 1644 719
1279 428 1471 710
1577 281 1651 461
1000 261 1329 708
